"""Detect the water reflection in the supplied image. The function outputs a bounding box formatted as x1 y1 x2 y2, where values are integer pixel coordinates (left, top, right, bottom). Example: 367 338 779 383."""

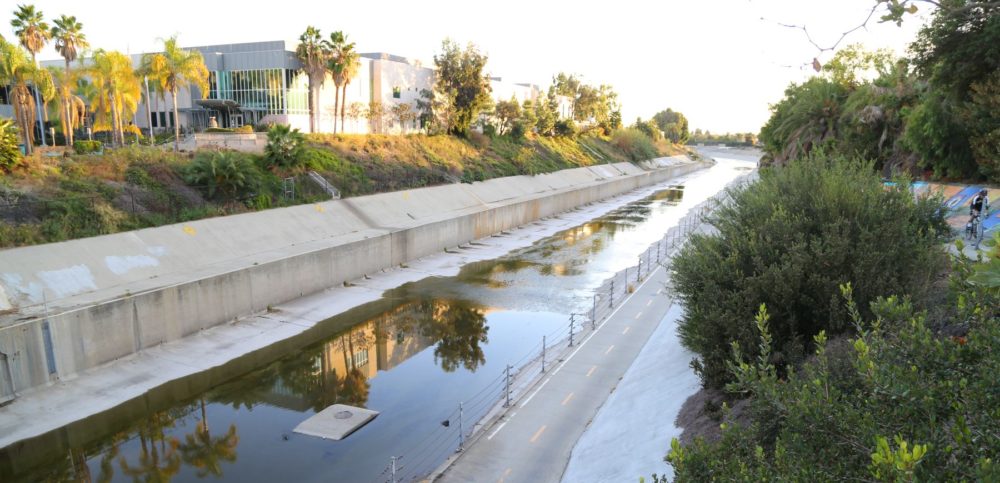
177 405 238 479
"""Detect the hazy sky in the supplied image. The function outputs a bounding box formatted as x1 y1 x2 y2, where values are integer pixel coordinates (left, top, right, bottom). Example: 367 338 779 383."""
8 0 931 133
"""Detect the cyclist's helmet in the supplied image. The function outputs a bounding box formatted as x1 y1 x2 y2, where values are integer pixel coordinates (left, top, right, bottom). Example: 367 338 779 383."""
982 189 989 195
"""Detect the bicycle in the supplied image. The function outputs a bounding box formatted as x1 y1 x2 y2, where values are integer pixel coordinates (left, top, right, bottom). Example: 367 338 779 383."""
965 211 986 247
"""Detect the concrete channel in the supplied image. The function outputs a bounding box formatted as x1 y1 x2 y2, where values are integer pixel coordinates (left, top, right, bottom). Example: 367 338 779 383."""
0 158 708 405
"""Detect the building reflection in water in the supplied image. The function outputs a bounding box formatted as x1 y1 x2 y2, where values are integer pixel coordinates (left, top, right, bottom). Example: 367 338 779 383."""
258 298 489 412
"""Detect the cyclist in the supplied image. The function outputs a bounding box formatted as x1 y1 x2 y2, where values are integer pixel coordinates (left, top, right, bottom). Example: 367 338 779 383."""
970 189 990 219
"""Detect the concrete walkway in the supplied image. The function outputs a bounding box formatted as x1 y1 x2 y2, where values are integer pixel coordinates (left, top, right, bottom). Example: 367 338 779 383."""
437 246 679 483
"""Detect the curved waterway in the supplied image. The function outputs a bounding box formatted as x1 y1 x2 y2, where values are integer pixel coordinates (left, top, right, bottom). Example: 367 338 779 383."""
0 156 754 482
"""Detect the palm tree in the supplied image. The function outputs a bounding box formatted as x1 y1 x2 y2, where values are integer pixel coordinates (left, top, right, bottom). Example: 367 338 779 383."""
142 36 209 151
0 37 39 154
328 32 361 134
50 14 87 145
179 399 239 478
47 66 85 144
295 26 330 134
11 4 51 144
88 49 141 147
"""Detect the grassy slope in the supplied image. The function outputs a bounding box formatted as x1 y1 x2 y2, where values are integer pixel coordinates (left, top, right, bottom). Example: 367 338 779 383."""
0 134 686 249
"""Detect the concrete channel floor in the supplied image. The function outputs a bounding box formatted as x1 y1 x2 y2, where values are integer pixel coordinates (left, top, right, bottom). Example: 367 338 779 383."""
437 248 680 483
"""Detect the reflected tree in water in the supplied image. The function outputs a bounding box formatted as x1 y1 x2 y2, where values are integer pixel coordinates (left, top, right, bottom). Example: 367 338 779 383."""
179 400 239 477
419 301 489 372
118 411 183 483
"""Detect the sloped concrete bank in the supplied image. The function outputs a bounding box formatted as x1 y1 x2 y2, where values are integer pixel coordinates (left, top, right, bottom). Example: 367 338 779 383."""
0 158 707 399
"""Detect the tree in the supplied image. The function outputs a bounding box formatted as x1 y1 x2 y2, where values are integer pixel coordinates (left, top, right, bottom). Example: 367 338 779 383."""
652 108 690 143
0 37 40 154
263 123 305 167
429 39 492 136
90 49 141 147
11 3 50 143
366 100 386 134
328 31 361 134
493 96 520 135
389 102 415 133
295 26 329 134
0 119 22 172
822 43 895 88
347 101 365 132
50 14 87 145
142 37 209 151
758 77 849 165
518 99 537 136
632 117 663 142
47 66 85 144
534 92 556 136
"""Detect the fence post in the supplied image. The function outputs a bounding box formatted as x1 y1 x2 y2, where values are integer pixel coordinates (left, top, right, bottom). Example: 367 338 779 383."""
391 456 397 483
504 365 511 408
609 280 615 308
569 314 575 347
637 258 642 283
592 294 598 322
542 336 546 373
458 402 464 452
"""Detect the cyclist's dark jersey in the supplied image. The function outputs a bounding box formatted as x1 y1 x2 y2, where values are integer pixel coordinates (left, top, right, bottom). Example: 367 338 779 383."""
971 194 987 212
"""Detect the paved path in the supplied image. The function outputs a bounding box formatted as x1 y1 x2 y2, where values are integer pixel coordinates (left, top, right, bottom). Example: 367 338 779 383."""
438 253 677 483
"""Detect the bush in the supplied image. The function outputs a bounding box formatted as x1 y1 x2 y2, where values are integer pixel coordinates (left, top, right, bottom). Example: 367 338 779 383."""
73 140 103 155
669 257 1000 481
184 151 261 200
264 124 305 168
0 119 22 173
205 127 234 133
610 128 658 161
554 119 577 137
672 156 948 388
235 125 254 134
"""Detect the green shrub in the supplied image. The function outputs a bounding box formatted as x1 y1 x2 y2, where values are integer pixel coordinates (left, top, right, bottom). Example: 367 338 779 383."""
554 119 577 137
672 155 948 388
184 151 261 200
235 125 254 134
204 127 234 133
610 128 658 161
669 258 1000 482
0 119 21 173
73 140 103 155
264 124 305 168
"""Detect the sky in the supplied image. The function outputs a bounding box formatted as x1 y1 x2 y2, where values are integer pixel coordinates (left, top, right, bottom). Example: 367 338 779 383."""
8 0 933 133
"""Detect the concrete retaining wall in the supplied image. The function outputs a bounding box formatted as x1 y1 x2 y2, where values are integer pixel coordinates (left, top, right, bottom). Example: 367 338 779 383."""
193 133 267 153
0 159 706 396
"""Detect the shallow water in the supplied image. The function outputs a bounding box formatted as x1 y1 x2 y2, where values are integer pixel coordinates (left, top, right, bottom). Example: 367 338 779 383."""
0 158 752 482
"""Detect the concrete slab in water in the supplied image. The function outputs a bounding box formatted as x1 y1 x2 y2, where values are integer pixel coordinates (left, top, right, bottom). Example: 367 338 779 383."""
293 404 379 441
